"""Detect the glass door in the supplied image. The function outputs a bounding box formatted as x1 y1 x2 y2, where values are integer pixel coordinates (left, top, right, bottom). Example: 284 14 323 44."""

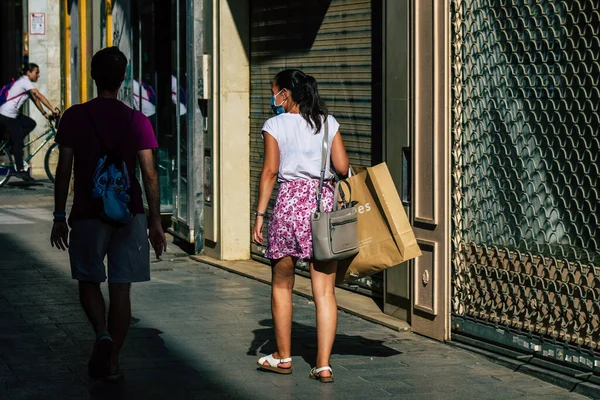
132 0 173 214
171 0 188 224
132 0 198 242
169 0 199 242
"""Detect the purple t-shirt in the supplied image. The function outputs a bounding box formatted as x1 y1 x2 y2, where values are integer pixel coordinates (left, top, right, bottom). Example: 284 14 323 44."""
55 98 158 222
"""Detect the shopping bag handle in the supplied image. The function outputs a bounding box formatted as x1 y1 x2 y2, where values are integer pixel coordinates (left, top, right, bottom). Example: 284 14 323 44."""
333 179 353 211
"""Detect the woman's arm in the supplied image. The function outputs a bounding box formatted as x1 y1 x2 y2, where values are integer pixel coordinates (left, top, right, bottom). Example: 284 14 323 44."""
252 132 279 245
27 89 49 117
331 132 350 176
29 89 57 115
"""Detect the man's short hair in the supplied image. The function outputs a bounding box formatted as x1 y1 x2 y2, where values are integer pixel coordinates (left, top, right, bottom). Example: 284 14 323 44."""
91 47 127 91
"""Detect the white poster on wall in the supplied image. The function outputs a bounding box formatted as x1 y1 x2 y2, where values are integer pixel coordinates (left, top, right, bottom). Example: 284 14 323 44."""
30 12 45 35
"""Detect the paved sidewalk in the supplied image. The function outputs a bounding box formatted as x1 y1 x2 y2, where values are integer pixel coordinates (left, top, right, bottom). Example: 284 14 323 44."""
0 178 54 201
0 202 590 399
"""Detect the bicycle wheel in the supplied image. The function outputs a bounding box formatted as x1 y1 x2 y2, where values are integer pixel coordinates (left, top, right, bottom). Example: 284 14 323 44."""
44 142 59 183
0 148 12 188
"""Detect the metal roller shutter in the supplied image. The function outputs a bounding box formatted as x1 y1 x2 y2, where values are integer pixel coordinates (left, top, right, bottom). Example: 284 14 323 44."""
249 0 378 295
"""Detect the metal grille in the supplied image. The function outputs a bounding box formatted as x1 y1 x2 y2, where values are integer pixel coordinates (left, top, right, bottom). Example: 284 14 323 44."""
451 0 600 368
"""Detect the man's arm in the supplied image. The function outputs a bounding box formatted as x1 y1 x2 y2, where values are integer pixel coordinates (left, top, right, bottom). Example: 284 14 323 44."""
54 145 73 214
138 149 160 224
50 145 73 251
138 149 166 258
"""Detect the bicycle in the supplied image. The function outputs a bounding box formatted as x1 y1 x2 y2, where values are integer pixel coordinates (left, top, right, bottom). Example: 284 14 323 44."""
0 113 61 188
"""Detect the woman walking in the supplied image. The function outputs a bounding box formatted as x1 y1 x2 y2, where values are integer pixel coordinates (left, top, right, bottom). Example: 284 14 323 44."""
252 69 349 383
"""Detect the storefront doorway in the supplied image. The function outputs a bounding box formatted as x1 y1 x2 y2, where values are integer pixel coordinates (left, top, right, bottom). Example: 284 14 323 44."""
129 0 202 246
248 0 383 298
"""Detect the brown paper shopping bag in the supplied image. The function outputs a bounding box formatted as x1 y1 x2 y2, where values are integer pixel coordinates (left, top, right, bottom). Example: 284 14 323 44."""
337 163 421 284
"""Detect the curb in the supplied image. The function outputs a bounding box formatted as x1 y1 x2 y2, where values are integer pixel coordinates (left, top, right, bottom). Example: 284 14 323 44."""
451 339 600 399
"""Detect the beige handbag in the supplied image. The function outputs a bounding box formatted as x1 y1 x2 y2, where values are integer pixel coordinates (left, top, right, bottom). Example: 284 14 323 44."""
311 116 359 261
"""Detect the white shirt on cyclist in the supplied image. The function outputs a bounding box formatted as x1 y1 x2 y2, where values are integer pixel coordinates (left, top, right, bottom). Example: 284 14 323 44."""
172 75 186 116
132 80 156 117
0 76 34 119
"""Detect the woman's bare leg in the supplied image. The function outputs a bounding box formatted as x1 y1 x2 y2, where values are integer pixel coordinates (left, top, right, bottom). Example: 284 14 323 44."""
310 260 337 377
264 256 296 368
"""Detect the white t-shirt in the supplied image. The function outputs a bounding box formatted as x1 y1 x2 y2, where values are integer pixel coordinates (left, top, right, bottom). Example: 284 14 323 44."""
0 76 35 118
171 75 187 116
262 113 340 182
132 80 156 117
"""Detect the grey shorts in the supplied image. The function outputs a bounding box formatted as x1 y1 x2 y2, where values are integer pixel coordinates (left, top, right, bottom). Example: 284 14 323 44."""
68 214 150 283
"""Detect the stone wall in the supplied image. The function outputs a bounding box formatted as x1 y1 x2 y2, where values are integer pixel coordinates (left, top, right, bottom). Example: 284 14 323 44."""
27 0 61 178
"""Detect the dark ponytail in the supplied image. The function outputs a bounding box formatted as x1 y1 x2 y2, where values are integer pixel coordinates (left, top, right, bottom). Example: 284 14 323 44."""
19 63 39 78
273 69 328 134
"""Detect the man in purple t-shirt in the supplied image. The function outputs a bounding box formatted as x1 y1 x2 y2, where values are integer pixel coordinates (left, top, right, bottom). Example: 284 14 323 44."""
50 47 166 381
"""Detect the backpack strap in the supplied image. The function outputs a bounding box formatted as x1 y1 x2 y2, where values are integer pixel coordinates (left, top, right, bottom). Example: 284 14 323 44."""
7 93 27 102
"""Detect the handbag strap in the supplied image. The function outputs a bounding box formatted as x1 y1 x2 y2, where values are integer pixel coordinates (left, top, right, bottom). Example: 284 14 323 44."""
316 114 329 212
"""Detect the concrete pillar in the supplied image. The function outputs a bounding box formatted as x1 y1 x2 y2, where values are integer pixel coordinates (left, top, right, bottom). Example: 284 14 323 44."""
27 0 61 178
203 0 250 260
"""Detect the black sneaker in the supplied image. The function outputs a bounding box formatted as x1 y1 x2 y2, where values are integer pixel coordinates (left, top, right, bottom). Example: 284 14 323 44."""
105 367 124 382
88 335 113 379
15 171 34 182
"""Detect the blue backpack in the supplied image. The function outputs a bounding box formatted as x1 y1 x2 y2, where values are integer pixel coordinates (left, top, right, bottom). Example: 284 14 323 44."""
139 82 185 106
171 87 186 106
178 87 186 105
92 155 132 224
141 81 156 105
0 80 18 106
87 107 134 225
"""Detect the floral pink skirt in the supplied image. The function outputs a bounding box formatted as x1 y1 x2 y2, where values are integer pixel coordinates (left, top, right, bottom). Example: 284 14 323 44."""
265 180 334 260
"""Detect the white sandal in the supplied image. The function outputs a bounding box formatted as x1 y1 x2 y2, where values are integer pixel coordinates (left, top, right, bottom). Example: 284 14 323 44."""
257 354 293 374
309 366 334 383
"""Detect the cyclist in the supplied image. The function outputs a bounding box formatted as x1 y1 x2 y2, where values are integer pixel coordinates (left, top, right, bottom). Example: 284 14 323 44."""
0 63 59 181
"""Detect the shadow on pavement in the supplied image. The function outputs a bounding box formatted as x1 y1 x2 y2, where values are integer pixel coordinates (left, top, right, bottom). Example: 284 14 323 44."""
6 180 47 189
247 319 402 369
0 232 235 399
86 326 227 400
1 179 53 195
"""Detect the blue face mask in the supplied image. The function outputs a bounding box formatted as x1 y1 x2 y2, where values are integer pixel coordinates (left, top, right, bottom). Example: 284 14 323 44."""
270 89 286 115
